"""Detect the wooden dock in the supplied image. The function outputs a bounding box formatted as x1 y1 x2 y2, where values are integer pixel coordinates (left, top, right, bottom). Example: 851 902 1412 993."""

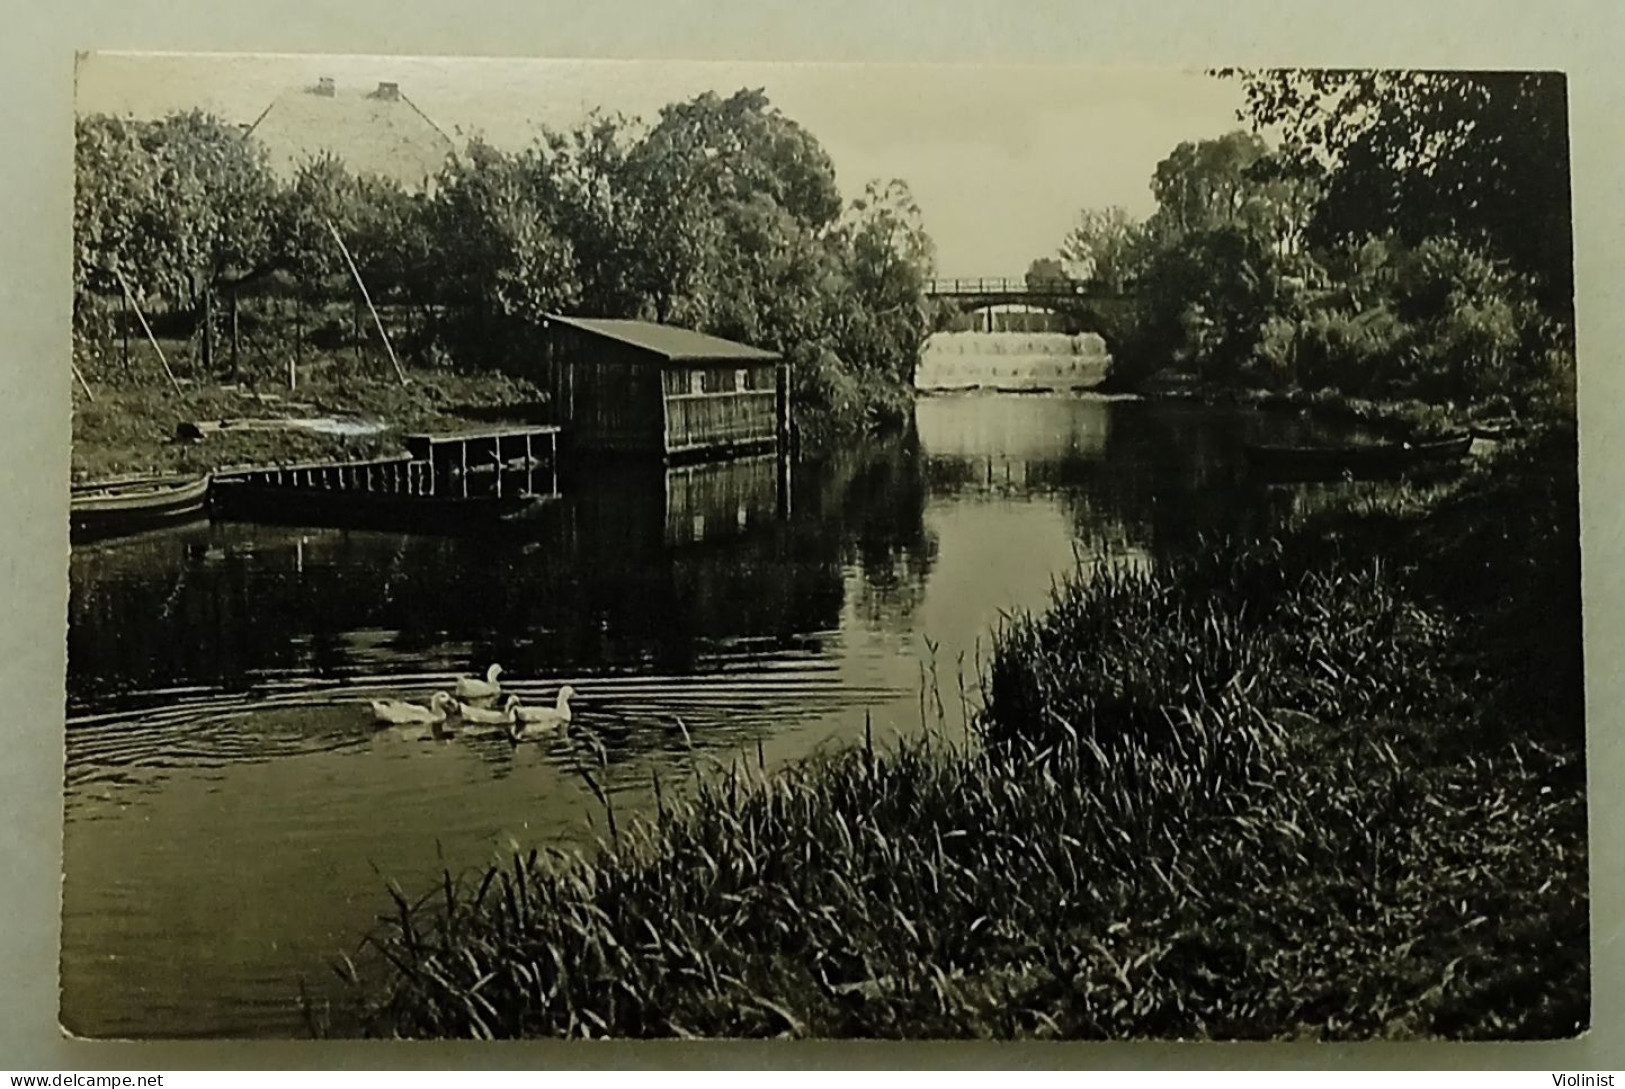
210 442 562 533
213 454 433 493
405 424 561 477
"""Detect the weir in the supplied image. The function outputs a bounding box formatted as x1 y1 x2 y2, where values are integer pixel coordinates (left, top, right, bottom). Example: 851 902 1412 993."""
915 329 1112 392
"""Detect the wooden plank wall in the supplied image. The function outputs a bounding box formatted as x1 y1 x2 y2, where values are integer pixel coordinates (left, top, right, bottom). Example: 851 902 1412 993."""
661 361 779 454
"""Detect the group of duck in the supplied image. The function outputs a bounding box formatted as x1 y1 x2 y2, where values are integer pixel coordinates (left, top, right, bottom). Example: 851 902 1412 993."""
367 664 576 743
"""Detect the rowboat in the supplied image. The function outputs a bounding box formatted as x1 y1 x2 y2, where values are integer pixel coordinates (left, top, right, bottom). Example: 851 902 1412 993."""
1243 434 1474 480
1469 417 1526 441
70 474 211 540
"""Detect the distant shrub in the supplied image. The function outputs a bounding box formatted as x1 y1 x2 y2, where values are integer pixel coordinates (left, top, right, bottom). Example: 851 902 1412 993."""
1292 306 1410 395
1382 237 1543 402
790 346 912 446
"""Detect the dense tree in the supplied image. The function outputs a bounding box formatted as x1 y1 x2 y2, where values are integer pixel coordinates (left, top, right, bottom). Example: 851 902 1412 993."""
73 116 157 298
1135 226 1284 383
428 139 582 350
615 88 844 327
74 111 278 373
1059 206 1149 293
273 153 357 289
1144 131 1321 261
636 88 843 232
529 113 647 317
1148 132 1269 237
831 179 936 391
1220 69 1573 314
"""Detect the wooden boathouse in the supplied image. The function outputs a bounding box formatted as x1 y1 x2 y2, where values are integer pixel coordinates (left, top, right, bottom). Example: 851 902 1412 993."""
537 315 789 460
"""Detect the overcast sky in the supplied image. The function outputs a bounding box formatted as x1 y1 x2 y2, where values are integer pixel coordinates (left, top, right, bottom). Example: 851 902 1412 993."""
76 52 1249 278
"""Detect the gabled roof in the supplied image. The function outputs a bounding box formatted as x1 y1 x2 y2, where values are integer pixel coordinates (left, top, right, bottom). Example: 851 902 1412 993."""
246 81 455 191
546 316 782 363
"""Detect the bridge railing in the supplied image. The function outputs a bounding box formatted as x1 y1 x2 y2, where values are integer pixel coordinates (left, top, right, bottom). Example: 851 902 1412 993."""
925 277 1086 296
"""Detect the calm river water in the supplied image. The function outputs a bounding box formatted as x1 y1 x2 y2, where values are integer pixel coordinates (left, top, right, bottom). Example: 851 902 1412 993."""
61 394 1380 1038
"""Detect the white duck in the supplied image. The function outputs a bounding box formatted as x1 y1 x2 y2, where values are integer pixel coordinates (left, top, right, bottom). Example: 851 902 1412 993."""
455 663 504 703
369 691 455 727
458 693 520 729
508 685 576 741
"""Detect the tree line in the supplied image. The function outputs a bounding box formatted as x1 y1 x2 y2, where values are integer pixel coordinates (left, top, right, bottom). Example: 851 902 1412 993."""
74 88 937 436
1038 70 1575 409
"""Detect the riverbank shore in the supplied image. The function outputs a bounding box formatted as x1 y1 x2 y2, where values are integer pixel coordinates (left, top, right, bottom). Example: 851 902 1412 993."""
332 423 1584 1040
1133 374 1511 439
71 370 546 481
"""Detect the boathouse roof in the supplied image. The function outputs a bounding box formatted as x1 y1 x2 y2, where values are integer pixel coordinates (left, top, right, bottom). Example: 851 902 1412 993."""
545 315 782 363
246 77 455 191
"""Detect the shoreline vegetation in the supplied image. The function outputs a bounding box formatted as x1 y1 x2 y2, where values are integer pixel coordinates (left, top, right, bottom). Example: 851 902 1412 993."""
326 423 1584 1040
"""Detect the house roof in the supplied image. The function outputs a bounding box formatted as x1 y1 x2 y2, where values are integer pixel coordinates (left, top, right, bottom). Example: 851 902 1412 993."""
546 316 782 363
246 80 455 191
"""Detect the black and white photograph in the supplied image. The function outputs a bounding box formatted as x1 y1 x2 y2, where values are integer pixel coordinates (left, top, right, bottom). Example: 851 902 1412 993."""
60 53 1585 1042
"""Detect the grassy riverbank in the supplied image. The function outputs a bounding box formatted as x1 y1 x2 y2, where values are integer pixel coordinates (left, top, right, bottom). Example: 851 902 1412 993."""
331 425 1584 1041
71 367 545 481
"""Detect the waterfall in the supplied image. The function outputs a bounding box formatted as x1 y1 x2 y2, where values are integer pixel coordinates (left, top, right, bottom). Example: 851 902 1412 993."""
915 330 1112 391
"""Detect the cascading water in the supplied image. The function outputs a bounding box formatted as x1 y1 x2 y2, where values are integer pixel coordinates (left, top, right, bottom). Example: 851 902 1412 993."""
915 329 1112 392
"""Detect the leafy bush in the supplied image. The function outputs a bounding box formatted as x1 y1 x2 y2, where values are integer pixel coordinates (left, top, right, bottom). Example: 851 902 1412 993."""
790 346 912 445
1291 305 1410 394
1376 237 1540 401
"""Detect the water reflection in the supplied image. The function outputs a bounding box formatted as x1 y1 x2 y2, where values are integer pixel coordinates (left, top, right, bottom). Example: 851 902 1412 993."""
62 394 1416 1038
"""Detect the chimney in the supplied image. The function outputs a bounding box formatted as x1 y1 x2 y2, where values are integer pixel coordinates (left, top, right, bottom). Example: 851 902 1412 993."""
374 81 400 101
313 76 335 97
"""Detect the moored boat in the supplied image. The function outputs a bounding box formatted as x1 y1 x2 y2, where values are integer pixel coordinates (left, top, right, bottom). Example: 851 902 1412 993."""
1469 417 1527 441
1243 433 1474 480
70 474 211 540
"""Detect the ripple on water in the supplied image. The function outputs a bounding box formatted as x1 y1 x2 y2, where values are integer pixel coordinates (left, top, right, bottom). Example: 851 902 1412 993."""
63 645 910 817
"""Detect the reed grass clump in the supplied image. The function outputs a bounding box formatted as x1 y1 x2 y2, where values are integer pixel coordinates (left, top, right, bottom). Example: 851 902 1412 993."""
334 427 1585 1041
982 542 1457 761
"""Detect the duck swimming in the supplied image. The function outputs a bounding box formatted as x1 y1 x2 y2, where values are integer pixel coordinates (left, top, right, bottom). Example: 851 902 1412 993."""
508 685 576 741
458 693 519 727
369 691 455 726
455 663 504 703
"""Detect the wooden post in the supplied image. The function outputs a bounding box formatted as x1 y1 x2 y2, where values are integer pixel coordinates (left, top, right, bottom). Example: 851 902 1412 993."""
120 287 129 370
229 288 241 381
71 360 96 401
115 271 182 394
775 361 791 454
202 284 215 374
327 220 409 386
